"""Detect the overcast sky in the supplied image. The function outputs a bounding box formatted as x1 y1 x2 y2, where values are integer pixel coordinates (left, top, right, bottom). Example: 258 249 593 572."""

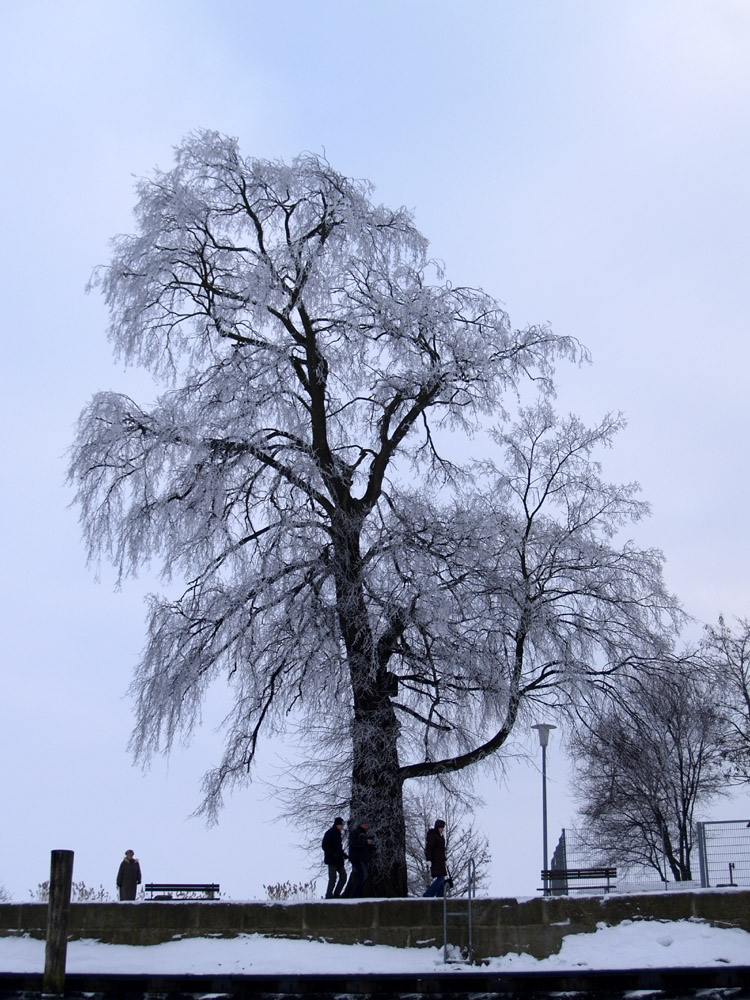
1 0 749 902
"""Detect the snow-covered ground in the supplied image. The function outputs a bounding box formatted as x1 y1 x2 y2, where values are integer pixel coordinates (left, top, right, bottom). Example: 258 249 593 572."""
1 919 749 973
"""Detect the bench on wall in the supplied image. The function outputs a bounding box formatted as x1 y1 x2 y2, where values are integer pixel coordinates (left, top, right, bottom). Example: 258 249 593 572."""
144 882 220 900
540 867 616 895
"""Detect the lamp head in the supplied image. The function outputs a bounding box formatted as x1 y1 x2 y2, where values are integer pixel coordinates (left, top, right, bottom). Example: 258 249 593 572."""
532 723 557 747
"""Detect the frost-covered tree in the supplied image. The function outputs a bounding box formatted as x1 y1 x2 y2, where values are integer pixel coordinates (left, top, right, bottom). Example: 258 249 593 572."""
569 663 729 881
69 131 676 895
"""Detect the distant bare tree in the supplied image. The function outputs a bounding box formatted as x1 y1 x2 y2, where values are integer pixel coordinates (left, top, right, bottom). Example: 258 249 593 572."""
404 787 491 896
569 662 730 881
700 616 750 780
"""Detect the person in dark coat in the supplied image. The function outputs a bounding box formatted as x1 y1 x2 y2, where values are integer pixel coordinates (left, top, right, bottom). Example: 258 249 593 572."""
322 817 348 898
116 849 141 901
347 821 374 897
423 820 448 897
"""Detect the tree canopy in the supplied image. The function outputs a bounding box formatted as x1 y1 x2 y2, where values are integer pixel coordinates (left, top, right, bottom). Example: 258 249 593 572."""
70 131 680 894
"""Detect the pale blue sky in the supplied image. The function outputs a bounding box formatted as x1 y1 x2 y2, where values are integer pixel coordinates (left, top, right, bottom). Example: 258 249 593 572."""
1 0 749 900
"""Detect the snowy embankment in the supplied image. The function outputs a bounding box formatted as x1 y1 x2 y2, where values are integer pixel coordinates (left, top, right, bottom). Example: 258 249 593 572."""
1 919 749 973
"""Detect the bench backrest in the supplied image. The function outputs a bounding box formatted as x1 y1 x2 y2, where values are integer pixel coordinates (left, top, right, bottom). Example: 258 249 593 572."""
144 882 220 897
541 868 616 879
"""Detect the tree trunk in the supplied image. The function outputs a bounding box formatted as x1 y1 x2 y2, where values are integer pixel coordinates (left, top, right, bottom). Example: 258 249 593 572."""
660 819 692 881
349 687 407 896
333 511 408 896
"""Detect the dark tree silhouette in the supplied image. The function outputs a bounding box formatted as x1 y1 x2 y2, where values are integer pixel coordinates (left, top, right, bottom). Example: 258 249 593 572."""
570 663 729 881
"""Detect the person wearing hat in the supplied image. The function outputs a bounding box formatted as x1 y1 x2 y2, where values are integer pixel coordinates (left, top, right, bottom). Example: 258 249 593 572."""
347 820 374 897
423 820 448 897
322 817 348 898
116 849 141 901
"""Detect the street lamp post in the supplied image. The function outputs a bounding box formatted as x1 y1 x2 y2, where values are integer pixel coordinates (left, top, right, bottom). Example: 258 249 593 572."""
532 723 557 895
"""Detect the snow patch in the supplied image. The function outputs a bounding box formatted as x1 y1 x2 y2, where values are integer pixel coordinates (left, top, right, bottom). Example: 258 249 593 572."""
0 919 749 974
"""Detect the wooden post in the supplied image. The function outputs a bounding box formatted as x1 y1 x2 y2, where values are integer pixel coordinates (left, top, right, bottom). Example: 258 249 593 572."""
43 849 74 995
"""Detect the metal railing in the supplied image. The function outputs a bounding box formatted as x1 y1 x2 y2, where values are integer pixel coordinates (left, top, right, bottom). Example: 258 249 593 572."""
552 821 750 892
443 857 476 964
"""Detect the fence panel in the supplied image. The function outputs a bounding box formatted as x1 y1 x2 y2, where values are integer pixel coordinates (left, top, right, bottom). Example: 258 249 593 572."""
695 820 750 888
554 827 703 893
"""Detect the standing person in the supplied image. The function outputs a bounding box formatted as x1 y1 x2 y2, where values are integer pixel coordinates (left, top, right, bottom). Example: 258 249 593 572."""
423 820 448 897
116 849 141 901
322 817 348 898
348 820 374 897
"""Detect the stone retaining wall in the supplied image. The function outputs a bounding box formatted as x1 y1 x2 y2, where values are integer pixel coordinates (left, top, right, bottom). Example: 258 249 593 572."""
1 890 748 962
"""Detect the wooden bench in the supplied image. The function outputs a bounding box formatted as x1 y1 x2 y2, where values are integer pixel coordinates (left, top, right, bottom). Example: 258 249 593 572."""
144 882 220 900
540 867 616 895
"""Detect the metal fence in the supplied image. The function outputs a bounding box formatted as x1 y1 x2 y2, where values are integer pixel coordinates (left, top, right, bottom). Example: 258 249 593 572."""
550 822 750 893
695 820 750 888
